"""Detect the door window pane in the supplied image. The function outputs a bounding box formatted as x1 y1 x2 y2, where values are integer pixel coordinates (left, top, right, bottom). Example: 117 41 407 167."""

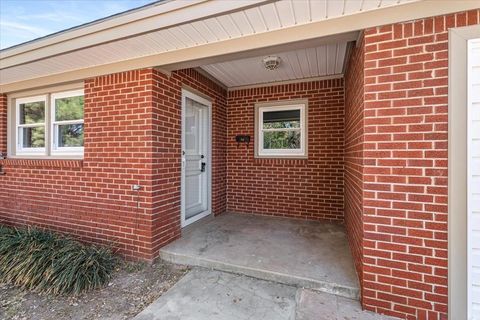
57 124 84 147
55 96 84 121
19 101 45 124
21 127 45 148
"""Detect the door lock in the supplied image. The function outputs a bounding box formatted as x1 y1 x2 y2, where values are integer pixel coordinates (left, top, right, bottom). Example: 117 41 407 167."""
201 162 206 172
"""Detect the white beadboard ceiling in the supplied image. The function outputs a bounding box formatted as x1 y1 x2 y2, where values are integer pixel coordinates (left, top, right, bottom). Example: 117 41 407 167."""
0 0 418 87
202 43 348 88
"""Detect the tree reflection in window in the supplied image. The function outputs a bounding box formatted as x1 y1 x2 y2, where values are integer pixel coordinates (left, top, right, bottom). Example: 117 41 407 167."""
54 95 84 148
19 101 45 148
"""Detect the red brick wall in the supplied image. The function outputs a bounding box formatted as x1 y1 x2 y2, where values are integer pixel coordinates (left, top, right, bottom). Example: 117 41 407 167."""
0 68 227 260
344 36 365 292
362 10 480 319
0 94 6 155
227 79 344 221
0 70 156 260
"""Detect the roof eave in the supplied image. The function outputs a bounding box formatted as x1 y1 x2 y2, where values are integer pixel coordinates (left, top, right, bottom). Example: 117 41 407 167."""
0 0 271 68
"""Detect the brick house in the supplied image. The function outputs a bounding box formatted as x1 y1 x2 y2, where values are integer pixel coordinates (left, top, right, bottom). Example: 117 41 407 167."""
0 1 479 319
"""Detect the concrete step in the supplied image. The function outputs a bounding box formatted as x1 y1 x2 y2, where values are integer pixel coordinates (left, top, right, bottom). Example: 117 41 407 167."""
160 249 360 300
134 268 394 320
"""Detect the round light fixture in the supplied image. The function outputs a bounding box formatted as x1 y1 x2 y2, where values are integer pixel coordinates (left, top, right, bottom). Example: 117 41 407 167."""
263 56 281 71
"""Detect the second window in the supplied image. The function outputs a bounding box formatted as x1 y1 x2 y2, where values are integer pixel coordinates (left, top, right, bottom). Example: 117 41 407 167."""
255 102 307 158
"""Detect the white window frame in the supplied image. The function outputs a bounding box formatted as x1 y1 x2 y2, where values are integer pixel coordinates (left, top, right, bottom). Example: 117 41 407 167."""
50 89 85 156
255 101 308 158
8 85 84 159
15 95 47 156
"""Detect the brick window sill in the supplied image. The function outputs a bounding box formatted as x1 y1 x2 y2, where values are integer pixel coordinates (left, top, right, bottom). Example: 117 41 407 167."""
0 158 83 169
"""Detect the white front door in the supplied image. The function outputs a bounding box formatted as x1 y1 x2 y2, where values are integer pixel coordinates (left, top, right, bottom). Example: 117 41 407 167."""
468 38 480 320
181 89 211 227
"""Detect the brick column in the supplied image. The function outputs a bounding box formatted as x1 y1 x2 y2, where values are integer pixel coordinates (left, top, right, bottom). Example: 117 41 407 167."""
362 10 479 319
0 94 7 155
344 35 365 297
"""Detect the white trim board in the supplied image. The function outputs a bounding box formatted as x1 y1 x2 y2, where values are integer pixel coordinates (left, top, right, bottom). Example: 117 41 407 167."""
448 24 480 320
467 36 480 320
227 74 343 91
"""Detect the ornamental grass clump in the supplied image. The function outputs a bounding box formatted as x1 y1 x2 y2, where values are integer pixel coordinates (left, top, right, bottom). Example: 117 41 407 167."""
0 226 116 295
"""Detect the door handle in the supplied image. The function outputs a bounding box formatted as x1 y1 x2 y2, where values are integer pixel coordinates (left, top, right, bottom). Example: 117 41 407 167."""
201 162 206 172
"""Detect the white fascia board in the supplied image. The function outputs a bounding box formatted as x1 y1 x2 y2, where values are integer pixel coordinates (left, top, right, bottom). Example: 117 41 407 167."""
0 0 198 58
0 0 271 68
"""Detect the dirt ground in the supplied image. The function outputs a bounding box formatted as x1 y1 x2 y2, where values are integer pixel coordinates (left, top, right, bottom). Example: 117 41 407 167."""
0 261 189 320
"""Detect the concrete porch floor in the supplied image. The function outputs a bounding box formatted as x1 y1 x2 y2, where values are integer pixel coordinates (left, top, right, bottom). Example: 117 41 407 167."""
159 213 359 299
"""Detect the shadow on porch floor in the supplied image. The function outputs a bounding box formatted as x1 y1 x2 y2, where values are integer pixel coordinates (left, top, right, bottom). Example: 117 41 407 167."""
159 212 359 299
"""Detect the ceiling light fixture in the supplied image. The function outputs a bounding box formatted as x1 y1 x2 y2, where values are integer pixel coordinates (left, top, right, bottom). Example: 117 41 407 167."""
263 56 281 71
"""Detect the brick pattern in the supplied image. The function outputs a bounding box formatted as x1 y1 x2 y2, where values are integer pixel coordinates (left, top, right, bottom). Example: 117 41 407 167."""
0 159 83 168
0 70 156 260
362 10 480 319
0 68 227 260
227 79 344 221
344 36 365 292
0 94 6 155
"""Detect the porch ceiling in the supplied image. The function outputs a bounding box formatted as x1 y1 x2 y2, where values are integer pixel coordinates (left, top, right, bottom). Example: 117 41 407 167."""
201 42 348 88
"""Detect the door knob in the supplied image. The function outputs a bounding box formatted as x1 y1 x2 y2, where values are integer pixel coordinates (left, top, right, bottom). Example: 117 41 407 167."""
201 162 206 172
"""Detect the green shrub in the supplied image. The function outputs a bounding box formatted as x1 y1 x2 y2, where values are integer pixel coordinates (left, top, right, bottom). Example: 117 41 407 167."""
0 226 116 295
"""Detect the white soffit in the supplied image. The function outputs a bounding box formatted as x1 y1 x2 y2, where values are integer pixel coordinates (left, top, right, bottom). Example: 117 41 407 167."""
0 0 423 89
201 43 348 88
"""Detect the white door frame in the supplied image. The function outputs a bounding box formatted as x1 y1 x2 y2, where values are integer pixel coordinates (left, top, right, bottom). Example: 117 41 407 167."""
181 88 212 228
448 24 480 320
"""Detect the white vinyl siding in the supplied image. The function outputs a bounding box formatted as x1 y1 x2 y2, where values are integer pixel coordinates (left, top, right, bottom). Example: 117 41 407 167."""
468 38 480 320
201 44 347 88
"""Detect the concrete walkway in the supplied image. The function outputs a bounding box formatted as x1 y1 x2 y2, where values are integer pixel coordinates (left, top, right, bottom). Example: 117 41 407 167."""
134 268 396 320
160 213 359 299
